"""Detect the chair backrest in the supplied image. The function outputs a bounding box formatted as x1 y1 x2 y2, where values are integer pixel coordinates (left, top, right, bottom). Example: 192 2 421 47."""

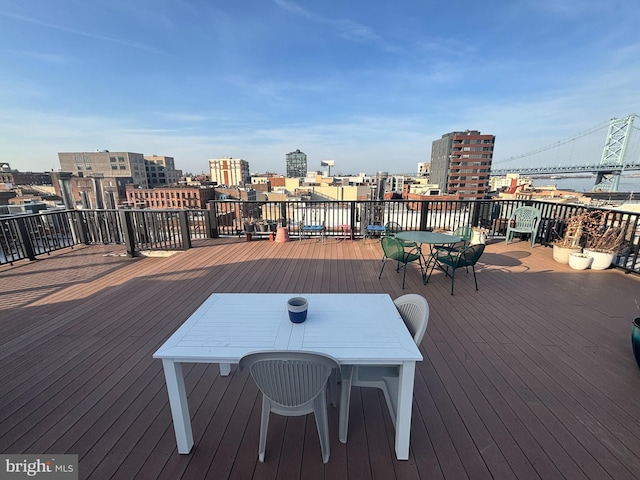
509 207 541 230
239 351 338 408
381 236 406 261
385 222 402 234
393 294 429 345
302 207 326 227
454 226 474 243
457 243 485 267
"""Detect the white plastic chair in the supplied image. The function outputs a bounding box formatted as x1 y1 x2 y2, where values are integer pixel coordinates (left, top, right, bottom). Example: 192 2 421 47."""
239 351 339 464
339 294 429 440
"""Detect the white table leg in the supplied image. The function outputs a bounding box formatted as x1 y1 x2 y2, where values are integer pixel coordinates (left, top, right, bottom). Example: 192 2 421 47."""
395 361 416 460
338 365 354 443
162 359 194 454
219 363 231 376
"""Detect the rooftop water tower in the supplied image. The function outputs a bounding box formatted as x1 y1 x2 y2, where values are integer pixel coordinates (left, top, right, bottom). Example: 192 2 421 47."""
320 160 335 176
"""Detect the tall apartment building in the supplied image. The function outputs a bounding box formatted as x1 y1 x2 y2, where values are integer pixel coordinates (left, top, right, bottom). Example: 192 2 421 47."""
430 130 494 200
58 151 149 188
209 157 250 186
286 149 307 178
58 151 183 189
144 155 183 187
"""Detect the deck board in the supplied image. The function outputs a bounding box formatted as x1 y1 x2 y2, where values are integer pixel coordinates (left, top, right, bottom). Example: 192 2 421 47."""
2 237 640 479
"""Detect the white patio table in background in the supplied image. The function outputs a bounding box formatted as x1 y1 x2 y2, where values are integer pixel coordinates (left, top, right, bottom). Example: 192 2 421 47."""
153 293 423 460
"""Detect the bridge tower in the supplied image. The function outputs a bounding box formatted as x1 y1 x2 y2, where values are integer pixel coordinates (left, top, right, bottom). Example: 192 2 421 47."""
594 115 635 191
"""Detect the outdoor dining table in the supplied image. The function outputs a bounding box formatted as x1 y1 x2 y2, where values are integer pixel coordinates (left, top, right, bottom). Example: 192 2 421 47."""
153 293 423 460
395 230 462 269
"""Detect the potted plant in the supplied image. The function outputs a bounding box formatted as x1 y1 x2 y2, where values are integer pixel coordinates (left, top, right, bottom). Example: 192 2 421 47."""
582 212 625 270
568 252 593 270
551 210 588 264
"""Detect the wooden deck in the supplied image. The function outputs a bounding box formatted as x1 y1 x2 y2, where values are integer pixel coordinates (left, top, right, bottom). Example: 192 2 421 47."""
2 237 640 479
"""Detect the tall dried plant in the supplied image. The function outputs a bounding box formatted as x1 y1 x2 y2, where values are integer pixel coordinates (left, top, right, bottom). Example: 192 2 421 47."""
552 210 589 248
582 212 625 253
553 209 625 252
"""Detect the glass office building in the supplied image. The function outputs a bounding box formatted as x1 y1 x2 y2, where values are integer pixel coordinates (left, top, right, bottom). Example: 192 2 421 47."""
286 149 307 178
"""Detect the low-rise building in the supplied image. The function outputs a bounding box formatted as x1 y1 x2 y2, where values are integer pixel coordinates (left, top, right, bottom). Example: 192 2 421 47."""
125 185 216 209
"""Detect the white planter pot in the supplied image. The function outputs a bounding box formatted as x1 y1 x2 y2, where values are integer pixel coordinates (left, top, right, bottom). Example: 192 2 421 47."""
584 249 615 270
471 230 487 245
568 252 593 270
552 245 582 264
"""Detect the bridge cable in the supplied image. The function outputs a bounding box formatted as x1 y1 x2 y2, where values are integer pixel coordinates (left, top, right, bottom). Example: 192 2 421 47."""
494 120 611 165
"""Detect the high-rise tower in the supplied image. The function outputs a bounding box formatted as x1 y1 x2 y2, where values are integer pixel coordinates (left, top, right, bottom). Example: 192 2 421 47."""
286 149 307 178
430 130 494 200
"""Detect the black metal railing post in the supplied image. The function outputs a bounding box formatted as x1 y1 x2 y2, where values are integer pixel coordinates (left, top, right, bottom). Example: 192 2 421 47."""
419 201 429 231
15 216 36 261
208 201 219 238
280 202 287 226
119 210 137 257
73 211 89 245
179 211 192 250
350 201 356 234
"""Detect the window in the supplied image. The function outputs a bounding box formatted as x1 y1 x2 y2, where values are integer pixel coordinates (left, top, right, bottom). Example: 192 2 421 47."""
85 165 92 170
118 156 125 162
110 157 116 162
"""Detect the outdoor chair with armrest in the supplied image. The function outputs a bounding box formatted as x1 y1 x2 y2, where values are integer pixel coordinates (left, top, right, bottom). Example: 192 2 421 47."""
239 351 340 464
379 236 426 289
385 221 417 248
505 206 541 247
339 294 429 439
427 243 485 295
434 225 473 253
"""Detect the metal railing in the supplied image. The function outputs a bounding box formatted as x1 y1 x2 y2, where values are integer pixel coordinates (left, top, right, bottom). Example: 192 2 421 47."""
2 199 639 274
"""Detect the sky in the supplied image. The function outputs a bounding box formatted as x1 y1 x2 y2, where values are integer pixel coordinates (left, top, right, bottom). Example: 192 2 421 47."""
1 0 640 176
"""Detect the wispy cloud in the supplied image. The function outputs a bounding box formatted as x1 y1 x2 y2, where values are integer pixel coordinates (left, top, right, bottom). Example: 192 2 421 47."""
521 0 605 16
9 49 68 64
0 10 161 53
151 112 210 123
273 0 391 49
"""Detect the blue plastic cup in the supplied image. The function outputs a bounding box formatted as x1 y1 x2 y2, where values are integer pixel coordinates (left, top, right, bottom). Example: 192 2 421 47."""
287 297 308 323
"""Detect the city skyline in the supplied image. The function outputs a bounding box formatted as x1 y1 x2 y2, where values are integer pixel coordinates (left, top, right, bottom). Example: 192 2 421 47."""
1 1 640 175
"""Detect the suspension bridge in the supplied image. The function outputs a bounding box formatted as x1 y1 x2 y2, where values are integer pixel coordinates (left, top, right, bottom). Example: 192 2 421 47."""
490 114 640 192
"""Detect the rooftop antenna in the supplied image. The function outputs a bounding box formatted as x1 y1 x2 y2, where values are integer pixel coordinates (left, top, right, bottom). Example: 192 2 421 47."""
320 160 335 176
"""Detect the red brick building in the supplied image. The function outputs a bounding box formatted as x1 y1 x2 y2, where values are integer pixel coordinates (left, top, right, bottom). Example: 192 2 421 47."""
125 185 216 209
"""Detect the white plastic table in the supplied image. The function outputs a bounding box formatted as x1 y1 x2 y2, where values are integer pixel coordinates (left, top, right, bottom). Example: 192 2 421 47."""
153 293 422 460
